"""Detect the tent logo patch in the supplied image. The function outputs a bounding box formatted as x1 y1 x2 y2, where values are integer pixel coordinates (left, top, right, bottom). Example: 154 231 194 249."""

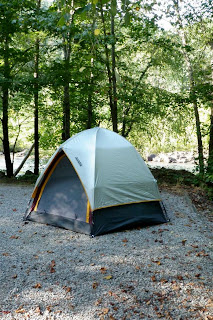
75 157 82 167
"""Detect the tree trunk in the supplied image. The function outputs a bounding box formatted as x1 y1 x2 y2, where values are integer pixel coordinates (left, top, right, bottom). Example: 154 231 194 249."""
2 36 13 177
174 0 204 175
208 106 213 173
34 0 40 175
100 1 117 132
207 52 213 173
14 143 35 177
62 36 72 141
87 59 93 129
62 80 70 141
110 0 118 132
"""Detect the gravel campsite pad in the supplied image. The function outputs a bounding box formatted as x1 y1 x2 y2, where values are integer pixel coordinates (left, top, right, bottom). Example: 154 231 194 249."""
0 185 212 320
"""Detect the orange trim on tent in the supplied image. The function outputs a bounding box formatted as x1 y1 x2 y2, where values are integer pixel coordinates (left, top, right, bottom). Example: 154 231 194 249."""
34 154 66 211
93 198 162 211
86 201 90 223
32 187 38 199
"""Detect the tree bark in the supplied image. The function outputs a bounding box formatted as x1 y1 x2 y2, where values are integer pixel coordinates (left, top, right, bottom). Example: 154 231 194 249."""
61 1 74 141
174 0 204 175
110 0 118 132
62 38 71 141
2 36 13 177
87 59 93 129
100 1 117 132
207 52 213 173
14 143 35 177
208 106 213 173
34 1 40 175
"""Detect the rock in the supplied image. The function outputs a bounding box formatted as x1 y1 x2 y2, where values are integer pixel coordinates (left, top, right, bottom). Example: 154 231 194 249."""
168 157 177 163
147 154 157 161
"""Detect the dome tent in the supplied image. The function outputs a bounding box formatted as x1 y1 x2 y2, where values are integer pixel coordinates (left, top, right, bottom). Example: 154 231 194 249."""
24 127 168 236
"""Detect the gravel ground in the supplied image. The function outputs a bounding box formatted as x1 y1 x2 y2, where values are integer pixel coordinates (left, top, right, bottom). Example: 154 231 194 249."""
0 184 212 320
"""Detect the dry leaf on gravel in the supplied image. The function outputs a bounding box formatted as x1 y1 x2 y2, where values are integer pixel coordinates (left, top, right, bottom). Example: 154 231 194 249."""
2 252 10 256
151 275 157 282
102 308 109 315
15 307 25 314
100 267 107 274
92 282 99 289
104 275 113 280
33 283 42 289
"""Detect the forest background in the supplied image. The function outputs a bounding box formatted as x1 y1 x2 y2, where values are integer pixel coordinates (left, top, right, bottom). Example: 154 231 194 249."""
0 0 212 192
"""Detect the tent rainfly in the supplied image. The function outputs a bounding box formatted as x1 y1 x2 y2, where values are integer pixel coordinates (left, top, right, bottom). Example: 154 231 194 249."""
24 127 168 236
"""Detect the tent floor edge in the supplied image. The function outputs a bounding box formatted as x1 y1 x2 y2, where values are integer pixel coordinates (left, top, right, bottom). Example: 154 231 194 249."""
91 201 168 236
27 211 91 235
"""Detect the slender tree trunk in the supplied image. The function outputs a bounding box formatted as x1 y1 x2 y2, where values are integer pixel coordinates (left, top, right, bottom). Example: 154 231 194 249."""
62 35 72 140
87 58 94 129
34 1 40 175
110 0 118 132
100 1 117 132
207 53 213 173
62 78 70 141
14 143 35 177
208 106 213 173
2 36 13 177
174 0 204 174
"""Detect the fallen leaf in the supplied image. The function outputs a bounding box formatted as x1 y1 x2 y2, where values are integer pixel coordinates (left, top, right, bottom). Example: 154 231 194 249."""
50 260 56 273
64 286 71 293
33 283 42 289
46 305 52 312
160 278 168 284
95 298 102 306
102 308 109 315
135 266 141 270
10 235 19 239
177 275 183 280
151 275 156 282
195 273 201 278
2 252 10 256
92 281 98 289
100 267 107 274
15 307 25 314
104 275 113 280
152 260 161 265
122 238 128 243
12 274 17 279
182 239 187 246
50 260 55 267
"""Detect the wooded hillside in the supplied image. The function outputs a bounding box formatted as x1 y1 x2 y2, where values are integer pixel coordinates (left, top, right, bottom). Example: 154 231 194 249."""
0 0 212 182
